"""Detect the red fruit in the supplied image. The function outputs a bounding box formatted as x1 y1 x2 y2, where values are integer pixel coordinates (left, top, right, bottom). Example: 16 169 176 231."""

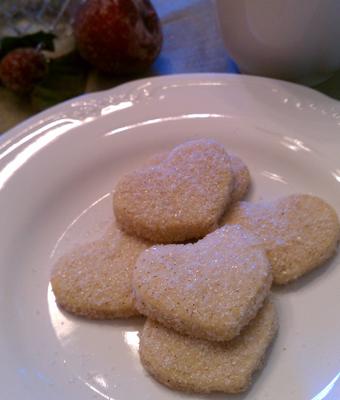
74 0 163 75
0 48 48 93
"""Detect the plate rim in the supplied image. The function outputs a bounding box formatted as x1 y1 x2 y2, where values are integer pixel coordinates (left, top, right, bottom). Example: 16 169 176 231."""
1 72 339 145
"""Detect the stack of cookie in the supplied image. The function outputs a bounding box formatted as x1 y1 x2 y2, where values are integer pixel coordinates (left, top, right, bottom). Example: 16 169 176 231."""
51 139 340 394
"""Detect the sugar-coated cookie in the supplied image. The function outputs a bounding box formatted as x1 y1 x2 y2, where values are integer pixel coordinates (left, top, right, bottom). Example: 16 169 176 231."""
113 139 234 243
133 225 272 341
140 300 278 394
223 194 340 284
51 223 149 318
229 153 251 202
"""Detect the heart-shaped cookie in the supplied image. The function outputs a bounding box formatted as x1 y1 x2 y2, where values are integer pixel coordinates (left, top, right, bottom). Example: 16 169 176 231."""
140 300 278 394
133 225 272 341
222 194 340 284
113 139 234 243
51 221 149 319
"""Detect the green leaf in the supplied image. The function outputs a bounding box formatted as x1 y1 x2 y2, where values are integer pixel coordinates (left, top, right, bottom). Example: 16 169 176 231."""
31 51 89 111
0 31 56 59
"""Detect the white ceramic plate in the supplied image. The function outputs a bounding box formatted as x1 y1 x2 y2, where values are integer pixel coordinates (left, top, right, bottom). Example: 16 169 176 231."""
1 74 340 400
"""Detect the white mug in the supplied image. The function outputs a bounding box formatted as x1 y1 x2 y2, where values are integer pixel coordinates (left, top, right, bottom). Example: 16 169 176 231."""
215 0 340 84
